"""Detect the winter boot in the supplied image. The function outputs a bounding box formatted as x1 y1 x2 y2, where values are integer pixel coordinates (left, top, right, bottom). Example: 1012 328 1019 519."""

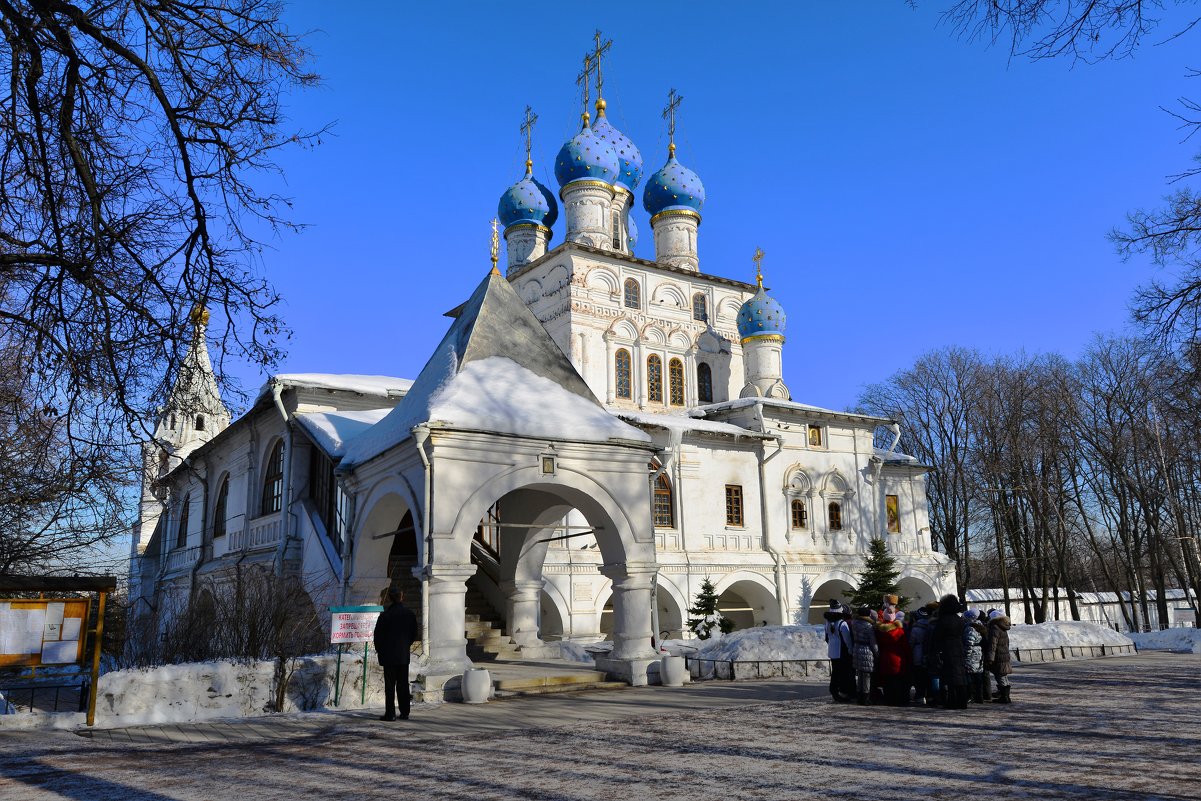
857 693 868 706
997 686 1011 704
971 676 985 705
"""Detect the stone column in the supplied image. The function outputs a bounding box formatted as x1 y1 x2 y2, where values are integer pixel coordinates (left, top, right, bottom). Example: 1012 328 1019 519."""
599 562 659 660
502 579 544 648
422 562 476 677
651 210 700 272
562 181 615 249
505 224 551 276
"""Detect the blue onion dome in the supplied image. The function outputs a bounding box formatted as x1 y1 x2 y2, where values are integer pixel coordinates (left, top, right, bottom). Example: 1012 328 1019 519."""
498 162 558 230
591 100 643 193
643 146 705 218
555 116 620 188
737 284 787 342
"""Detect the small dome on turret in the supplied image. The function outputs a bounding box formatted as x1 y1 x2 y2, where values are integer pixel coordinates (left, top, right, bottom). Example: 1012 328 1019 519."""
498 164 558 230
737 285 787 342
555 118 619 187
643 147 705 217
591 100 643 193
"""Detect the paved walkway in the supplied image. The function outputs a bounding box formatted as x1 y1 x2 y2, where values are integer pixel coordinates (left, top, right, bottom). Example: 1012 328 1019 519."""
1 653 1197 800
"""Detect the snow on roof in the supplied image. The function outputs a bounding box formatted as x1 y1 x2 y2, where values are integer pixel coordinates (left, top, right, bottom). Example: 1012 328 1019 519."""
697 397 892 425
614 409 766 439
340 270 651 469
296 409 391 458
873 446 919 463
257 373 413 401
341 356 650 467
965 587 1189 604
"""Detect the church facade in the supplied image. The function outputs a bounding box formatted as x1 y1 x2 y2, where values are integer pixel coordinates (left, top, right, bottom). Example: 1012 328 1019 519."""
130 56 954 693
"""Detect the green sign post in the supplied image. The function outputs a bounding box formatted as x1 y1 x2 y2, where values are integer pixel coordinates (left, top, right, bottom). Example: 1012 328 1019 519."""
329 605 383 707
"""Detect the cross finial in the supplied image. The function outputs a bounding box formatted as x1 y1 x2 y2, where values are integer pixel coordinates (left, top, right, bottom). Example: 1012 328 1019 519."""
490 218 501 275
663 88 683 157
752 247 765 288
592 30 612 114
575 54 595 127
519 105 537 172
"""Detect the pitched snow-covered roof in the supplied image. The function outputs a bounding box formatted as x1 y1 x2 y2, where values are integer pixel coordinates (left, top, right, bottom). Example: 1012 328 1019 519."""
297 409 391 458
873 446 920 464
614 409 766 439
340 270 650 469
697 397 892 426
256 373 413 402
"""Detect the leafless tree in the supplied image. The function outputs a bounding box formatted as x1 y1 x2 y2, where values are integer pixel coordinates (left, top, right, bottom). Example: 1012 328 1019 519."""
936 1 1201 348
0 1 322 569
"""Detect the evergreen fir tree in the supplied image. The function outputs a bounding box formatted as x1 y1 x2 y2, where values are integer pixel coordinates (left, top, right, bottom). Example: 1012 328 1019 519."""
687 577 734 639
848 538 909 610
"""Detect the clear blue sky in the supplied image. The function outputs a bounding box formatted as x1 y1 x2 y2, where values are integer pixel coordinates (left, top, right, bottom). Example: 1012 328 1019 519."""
232 2 1194 413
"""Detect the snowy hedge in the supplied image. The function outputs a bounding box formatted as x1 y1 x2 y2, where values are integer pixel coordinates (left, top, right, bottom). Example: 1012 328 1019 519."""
1128 628 1201 654
1007 621 1133 650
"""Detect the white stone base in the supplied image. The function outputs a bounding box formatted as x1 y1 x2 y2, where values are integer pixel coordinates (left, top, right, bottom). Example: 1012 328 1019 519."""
594 656 663 687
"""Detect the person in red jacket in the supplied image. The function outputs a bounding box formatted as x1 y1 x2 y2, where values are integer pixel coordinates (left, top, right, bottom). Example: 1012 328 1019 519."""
875 607 911 705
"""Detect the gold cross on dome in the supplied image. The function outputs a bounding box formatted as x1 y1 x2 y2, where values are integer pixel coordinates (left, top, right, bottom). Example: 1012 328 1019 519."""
752 247 765 287
520 105 537 169
663 88 683 154
592 30 612 100
490 218 501 274
575 54 595 122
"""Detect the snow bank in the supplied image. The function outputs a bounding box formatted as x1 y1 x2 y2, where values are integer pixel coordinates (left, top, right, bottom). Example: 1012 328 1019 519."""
559 641 602 664
1008 621 1132 650
694 626 828 662
1128 628 1201 654
0 653 430 730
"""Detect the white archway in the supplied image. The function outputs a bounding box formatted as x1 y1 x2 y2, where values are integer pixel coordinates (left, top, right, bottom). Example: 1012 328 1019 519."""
714 572 781 630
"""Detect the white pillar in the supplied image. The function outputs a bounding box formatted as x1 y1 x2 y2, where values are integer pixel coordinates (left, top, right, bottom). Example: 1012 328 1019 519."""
503 579 544 648
599 562 659 660
423 562 475 676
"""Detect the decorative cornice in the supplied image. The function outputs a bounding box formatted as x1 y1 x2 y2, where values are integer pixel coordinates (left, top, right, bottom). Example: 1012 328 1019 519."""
559 180 616 201
740 333 786 346
503 222 551 237
649 208 701 227
505 241 758 293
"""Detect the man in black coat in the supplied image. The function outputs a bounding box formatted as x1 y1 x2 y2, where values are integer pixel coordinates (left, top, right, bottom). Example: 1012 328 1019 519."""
928 594 969 709
373 586 418 721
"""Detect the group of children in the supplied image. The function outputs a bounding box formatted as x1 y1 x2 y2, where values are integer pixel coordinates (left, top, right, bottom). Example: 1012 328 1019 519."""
824 593 1014 708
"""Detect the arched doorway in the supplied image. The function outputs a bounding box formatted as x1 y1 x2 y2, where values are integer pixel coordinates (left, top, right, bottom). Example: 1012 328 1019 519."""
715 576 781 631
351 489 417 606
807 576 857 624
898 575 938 611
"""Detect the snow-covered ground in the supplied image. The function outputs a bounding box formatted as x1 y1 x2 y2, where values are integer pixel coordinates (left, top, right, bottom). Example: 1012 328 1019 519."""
1128 627 1201 653
1 653 1196 800
1007 620 1133 650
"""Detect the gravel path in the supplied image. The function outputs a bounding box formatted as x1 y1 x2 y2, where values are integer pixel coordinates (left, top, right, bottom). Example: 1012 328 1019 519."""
0 652 1196 800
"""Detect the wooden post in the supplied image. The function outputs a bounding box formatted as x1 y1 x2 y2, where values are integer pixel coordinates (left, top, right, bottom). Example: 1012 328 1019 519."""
86 590 107 727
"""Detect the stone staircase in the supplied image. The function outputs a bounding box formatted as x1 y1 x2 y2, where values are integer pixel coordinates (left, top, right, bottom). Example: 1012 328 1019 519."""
464 582 520 661
490 669 627 699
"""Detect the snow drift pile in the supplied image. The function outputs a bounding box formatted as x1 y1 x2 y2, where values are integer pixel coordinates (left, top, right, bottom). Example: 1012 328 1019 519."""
1128 628 1201 654
1007 621 1132 650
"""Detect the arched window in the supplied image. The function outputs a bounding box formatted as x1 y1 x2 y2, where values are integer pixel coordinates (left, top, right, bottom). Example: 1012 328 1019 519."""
828 502 842 531
611 211 621 250
809 426 823 448
791 499 808 530
176 494 190 549
195 414 205 431
668 358 685 406
261 441 285 515
624 278 641 309
212 478 229 539
169 413 177 431
692 292 707 322
615 348 632 400
697 362 714 404
647 355 663 403
653 474 674 528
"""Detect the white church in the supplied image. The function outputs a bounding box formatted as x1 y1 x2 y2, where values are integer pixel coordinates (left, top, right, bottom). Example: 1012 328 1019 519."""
130 49 954 693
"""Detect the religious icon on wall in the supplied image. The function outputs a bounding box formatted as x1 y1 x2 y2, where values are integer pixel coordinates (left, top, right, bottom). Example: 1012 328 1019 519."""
886 494 900 533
